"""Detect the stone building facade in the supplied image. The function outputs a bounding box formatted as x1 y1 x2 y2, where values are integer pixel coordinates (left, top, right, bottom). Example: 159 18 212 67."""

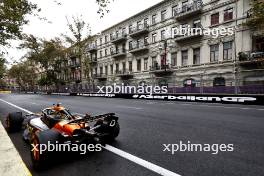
67 0 264 91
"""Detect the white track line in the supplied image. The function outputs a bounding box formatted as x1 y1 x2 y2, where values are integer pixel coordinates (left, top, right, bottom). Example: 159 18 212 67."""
0 98 181 176
102 145 180 176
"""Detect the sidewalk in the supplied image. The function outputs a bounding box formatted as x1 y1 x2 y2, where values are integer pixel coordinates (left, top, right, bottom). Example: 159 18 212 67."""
0 122 31 176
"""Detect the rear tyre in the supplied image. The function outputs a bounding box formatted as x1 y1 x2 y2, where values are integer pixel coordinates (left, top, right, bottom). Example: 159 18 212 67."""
6 112 23 132
94 120 120 142
30 129 61 170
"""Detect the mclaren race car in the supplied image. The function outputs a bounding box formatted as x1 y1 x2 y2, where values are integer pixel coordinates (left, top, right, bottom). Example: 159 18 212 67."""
5 103 120 169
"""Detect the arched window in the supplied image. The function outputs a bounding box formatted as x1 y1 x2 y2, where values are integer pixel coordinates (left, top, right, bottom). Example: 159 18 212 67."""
213 77 226 86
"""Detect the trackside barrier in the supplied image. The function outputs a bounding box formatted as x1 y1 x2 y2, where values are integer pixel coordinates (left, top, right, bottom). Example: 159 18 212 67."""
20 92 264 105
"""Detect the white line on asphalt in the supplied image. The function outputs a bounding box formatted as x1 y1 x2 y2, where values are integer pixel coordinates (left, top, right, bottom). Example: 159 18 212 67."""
0 99 32 114
116 105 143 110
102 145 180 176
0 98 181 176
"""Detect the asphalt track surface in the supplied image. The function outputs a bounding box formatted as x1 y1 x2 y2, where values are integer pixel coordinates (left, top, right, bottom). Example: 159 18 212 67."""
0 94 263 176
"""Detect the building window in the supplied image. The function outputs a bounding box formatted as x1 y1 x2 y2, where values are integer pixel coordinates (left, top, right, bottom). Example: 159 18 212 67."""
144 18 148 27
105 66 108 75
122 28 126 35
182 0 188 12
122 62 126 72
136 39 141 48
152 14 157 25
152 33 157 43
182 50 188 66
161 10 167 21
213 77 226 86
152 56 157 68
144 36 149 45
129 25 133 33
137 59 141 71
115 63 119 73
129 41 133 50
100 38 103 45
223 41 233 60
172 5 178 16
144 58 148 70
210 44 219 62
161 30 166 40
224 8 233 21
129 61 132 72
105 35 108 43
115 30 119 38
137 21 142 30
100 67 103 75
110 33 113 40
211 13 219 25
105 49 108 56
171 52 177 66
193 48 200 65
110 65 113 75
99 50 103 58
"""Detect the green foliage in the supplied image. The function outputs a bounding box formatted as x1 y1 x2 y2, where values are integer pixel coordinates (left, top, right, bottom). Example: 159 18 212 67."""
246 1 264 29
0 54 6 79
19 35 66 86
0 0 40 48
8 61 37 90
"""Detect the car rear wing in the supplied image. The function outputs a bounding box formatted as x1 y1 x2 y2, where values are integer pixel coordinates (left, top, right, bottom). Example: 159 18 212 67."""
69 113 118 124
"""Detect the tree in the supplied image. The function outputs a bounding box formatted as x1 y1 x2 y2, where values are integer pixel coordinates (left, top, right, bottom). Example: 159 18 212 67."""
62 15 92 87
19 35 66 90
0 0 40 50
0 54 6 79
246 1 264 29
8 61 37 91
96 0 114 18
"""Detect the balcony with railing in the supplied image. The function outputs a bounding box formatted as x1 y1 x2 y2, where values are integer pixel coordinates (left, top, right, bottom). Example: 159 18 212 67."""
89 57 97 64
129 24 149 38
150 64 174 76
238 51 264 67
111 49 127 59
129 42 149 54
87 44 97 53
93 73 107 80
174 27 203 42
69 61 81 69
116 70 134 79
174 0 203 20
111 33 127 44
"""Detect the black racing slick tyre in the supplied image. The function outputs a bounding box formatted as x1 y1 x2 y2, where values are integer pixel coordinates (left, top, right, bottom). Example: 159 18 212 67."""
30 129 61 170
94 120 120 142
6 112 24 132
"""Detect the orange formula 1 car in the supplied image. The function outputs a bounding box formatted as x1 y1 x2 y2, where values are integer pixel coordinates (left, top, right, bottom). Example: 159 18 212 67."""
5 103 120 169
